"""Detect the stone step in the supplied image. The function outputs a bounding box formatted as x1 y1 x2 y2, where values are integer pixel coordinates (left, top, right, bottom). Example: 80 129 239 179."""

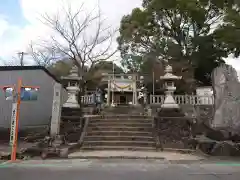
83 140 155 147
87 115 152 119
86 126 153 132
103 106 144 112
81 146 156 151
61 108 82 116
89 119 153 123
61 116 83 121
61 116 150 122
88 122 152 127
86 130 153 137
84 136 154 141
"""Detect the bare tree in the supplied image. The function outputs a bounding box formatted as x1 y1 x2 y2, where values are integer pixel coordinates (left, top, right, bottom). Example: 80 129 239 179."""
28 42 58 67
40 3 117 79
34 2 117 108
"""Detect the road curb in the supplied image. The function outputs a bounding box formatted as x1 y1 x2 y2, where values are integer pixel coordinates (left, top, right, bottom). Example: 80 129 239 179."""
67 156 166 160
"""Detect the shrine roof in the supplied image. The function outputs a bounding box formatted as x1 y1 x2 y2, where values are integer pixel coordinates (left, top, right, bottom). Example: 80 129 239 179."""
160 73 182 80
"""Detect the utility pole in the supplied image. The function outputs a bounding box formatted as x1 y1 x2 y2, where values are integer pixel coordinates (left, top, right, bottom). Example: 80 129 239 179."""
1 80 39 161
17 52 27 66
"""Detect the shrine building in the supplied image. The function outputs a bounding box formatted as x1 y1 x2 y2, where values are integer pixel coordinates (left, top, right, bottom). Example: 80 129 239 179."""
101 73 141 106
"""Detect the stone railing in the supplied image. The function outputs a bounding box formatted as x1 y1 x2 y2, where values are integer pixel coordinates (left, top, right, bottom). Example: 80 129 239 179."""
150 95 214 105
81 94 102 105
81 95 95 105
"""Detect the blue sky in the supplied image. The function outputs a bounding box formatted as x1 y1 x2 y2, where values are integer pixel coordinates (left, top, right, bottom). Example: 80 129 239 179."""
0 0 29 64
0 0 26 26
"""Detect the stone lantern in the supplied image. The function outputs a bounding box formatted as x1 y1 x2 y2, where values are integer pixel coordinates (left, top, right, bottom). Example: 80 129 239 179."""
62 65 81 108
160 65 182 109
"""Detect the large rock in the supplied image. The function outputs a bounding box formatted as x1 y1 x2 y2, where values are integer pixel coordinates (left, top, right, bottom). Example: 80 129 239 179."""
210 141 240 156
212 64 240 135
190 135 240 156
194 135 216 154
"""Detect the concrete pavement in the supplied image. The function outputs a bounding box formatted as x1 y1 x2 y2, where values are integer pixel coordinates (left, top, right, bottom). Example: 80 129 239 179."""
68 150 205 161
1 159 240 180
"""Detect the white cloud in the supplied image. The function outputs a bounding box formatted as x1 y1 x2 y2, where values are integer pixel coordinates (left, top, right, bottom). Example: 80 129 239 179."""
1 0 240 70
225 56 240 70
0 0 142 64
225 56 240 80
0 17 9 37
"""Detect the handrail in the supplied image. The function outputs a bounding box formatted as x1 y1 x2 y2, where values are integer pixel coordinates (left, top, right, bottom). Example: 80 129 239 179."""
78 117 89 145
152 117 162 151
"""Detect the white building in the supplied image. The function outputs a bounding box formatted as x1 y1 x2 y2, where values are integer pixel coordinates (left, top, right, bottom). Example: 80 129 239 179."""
0 66 63 130
196 86 214 105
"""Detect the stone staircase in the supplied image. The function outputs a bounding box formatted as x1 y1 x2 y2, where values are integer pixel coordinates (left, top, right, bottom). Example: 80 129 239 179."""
81 114 156 151
102 105 145 115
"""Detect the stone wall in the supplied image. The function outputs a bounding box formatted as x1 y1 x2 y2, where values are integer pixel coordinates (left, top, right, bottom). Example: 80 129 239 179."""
180 105 214 125
0 125 49 143
150 104 214 125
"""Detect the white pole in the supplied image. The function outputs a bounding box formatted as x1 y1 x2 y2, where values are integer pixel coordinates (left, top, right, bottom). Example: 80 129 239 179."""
153 71 155 96
107 78 111 106
111 61 115 106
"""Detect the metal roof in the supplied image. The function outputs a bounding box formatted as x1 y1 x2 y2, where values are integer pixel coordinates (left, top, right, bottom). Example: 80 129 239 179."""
0 66 60 83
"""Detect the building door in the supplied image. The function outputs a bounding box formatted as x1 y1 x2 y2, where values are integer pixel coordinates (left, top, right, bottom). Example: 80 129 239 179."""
120 95 126 104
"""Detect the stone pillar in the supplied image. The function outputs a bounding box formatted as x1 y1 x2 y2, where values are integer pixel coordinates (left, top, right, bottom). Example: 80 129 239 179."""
132 76 135 105
50 83 62 136
132 75 138 105
107 78 111 106
132 91 135 105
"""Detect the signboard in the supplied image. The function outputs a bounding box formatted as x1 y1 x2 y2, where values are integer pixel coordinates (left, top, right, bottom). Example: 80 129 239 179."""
9 103 17 145
1 79 40 161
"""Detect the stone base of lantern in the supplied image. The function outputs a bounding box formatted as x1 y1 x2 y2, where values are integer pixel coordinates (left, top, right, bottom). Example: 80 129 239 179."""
63 89 80 108
161 94 180 109
63 96 80 108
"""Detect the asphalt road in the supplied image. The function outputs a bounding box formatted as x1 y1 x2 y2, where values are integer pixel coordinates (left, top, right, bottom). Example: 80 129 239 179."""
0 159 240 180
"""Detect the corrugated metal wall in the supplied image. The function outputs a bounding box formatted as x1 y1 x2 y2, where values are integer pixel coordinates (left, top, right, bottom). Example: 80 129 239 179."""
0 69 56 130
